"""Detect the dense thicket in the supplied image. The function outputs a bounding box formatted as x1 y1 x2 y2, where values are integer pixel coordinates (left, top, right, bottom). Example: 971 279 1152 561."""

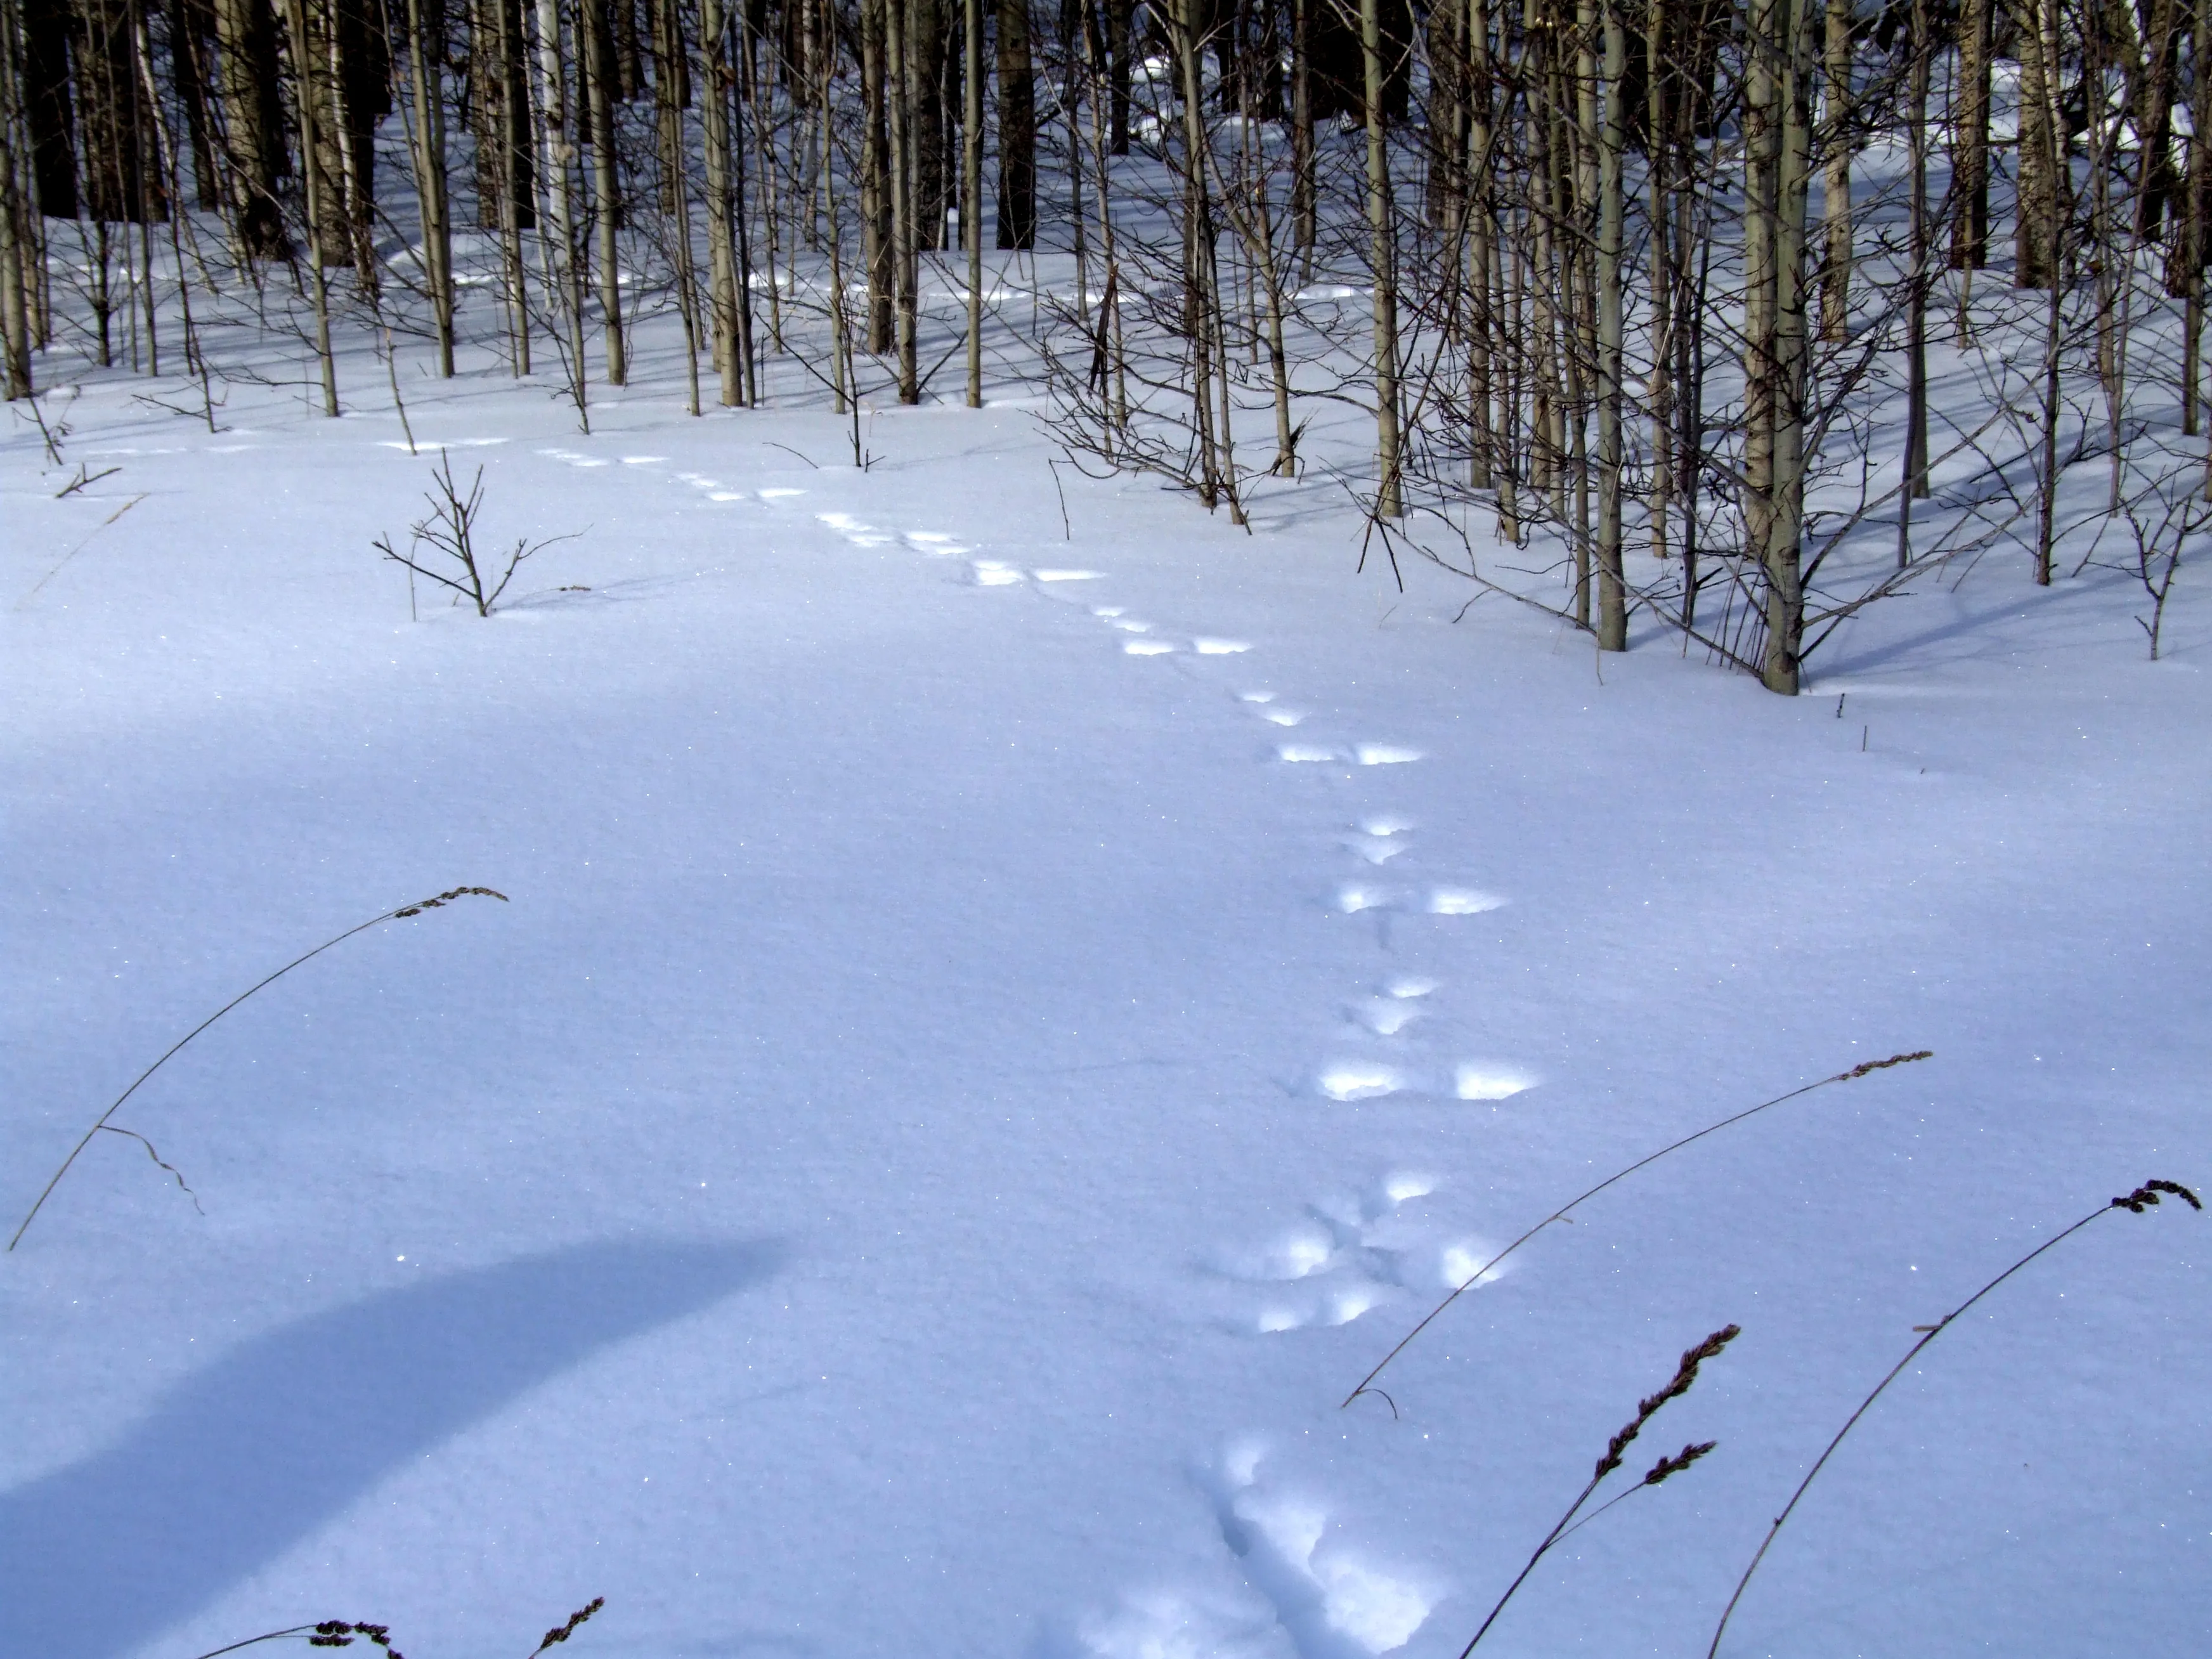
1 0 2205 684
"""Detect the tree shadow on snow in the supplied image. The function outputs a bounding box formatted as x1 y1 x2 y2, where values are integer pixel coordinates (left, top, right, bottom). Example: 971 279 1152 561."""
0 1235 783 1659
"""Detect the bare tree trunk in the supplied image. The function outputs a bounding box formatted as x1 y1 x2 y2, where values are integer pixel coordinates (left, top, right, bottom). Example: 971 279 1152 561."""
1747 0 1811 691
965 0 983 402
1107 0 1130 152
861 0 892 346
2014 0 2058 287
653 0 699 413
996 0 1034 245
0 0 33 398
1903 0 1928 505
1950 0 1990 268
1292 0 1314 254
911 0 946 247
1646 0 1671 556
282 0 340 412
1171 0 1221 507
1818 0 1849 341
583 0 626 382
405 0 455 374
2187 0 2211 458
1360 0 1402 515
888 0 919 398
1467 0 1493 488
537 0 591 417
701 0 744 404
1594 0 1625 647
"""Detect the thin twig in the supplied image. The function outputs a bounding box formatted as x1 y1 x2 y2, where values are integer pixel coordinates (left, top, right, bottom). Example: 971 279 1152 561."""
1344 1051 1932 1409
1705 1179 2202 1658
8 887 509 1252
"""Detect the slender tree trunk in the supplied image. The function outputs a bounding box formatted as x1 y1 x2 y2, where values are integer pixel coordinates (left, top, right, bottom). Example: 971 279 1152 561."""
1646 0 1671 556
1951 0 1990 268
0 0 33 398
537 0 591 415
1467 0 1493 488
283 0 340 412
888 0 919 398
965 0 983 402
583 0 625 381
405 0 455 374
216 0 289 252
654 0 699 413
1818 0 1849 340
1360 0 1402 515
996 0 1034 245
702 0 745 404
861 0 892 346
1594 0 1625 647
1171 0 1221 507
2014 0 2057 287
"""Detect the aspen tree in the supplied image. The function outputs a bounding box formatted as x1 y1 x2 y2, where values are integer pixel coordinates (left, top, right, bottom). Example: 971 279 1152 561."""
403 0 455 374
1594 0 1625 649
583 0 625 382
965 0 982 403
1360 0 1402 516
282 0 339 412
701 0 745 404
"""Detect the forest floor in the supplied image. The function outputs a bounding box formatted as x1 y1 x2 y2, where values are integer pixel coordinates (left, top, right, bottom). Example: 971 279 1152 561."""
3 304 2208 1659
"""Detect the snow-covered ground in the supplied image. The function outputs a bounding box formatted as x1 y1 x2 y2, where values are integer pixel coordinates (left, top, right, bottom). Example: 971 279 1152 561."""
3 330 2208 1659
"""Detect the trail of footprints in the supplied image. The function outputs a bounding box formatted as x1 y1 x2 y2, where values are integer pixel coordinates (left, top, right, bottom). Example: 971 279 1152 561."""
530 438 1539 1123
521 442 1519 1655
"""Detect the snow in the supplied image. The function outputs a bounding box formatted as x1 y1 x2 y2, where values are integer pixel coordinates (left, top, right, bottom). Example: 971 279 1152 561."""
4 337 2210 1659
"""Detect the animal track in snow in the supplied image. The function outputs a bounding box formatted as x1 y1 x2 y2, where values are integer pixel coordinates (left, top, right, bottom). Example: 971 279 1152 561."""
817 511 894 546
1085 1441 1435 1659
1260 708 1308 727
1353 745 1422 767
1195 637 1252 655
757 486 806 499
1277 744 1341 764
1315 1062 1405 1102
1348 996 1422 1037
1427 888 1506 916
905 531 972 554
1034 568 1105 582
1204 1176 1499 1348
971 560 1025 587
1343 835 1407 866
1124 639 1178 656
1453 1063 1537 1100
1334 884 1401 915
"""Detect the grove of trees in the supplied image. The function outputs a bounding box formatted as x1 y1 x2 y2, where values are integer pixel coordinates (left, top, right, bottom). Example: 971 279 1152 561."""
1 0 2204 685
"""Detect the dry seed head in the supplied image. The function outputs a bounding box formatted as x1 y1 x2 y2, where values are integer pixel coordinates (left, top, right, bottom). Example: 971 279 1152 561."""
1596 1325 1740 1480
2113 1179 2203 1214
537 1597 606 1654
1837 1050 1934 1083
1643 1441 1718 1487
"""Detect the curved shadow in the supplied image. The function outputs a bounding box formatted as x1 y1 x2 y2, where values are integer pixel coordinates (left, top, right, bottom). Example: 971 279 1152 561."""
1 1236 783 1659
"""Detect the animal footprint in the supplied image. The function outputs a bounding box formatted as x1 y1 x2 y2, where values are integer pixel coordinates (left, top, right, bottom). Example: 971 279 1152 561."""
1353 745 1421 767
1452 1062 1537 1100
1202 1178 1504 1347
1427 888 1505 915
